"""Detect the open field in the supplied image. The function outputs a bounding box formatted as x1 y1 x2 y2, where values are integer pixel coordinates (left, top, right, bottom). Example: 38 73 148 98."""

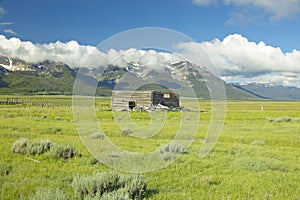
0 96 300 199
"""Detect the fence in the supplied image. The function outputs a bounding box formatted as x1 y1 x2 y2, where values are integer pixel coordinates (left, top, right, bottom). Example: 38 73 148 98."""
226 102 299 112
0 98 299 112
0 98 23 105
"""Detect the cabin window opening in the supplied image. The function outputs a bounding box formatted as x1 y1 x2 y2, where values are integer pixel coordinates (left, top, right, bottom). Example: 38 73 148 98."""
128 101 136 110
163 93 171 99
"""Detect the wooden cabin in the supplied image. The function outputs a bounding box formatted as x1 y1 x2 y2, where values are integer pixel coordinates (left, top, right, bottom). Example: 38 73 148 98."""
112 90 180 111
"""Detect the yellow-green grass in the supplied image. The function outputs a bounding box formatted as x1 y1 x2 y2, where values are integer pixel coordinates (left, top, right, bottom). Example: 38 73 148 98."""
0 96 300 199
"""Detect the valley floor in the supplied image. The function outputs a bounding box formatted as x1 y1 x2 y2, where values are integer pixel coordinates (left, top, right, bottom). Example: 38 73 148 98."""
0 96 300 199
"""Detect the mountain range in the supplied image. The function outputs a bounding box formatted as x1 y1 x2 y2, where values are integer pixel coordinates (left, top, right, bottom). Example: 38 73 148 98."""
0 56 75 95
233 82 300 100
0 55 298 100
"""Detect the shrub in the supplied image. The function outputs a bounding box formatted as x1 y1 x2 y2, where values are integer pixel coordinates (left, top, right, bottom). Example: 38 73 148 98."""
90 132 105 140
265 117 275 122
11 138 30 154
159 142 186 162
72 172 147 200
55 116 63 121
277 116 291 122
72 172 122 198
27 140 54 155
159 141 186 154
11 139 80 160
32 115 47 121
97 190 131 200
89 157 99 165
41 115 47 119
251 139 266 146
203 176 219 185
47 127 63 134
48 144 79 160
12 139 54 155
109 151 120 158
266 116 292 123
123 175 147 199
29 187 68 200
122 128 132 136
160 153 177 162
0 163 12 176
293 117 300 122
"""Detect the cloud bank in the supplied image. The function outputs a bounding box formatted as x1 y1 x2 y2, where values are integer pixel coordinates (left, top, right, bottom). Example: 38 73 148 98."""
0 34 300 87
0 35 179 69
178 34 300 87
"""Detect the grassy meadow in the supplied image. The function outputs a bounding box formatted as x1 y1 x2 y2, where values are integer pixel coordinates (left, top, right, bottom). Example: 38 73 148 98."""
0 96 300 199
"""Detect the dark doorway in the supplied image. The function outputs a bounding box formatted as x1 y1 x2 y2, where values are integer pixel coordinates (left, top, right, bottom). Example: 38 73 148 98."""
128 101 136 110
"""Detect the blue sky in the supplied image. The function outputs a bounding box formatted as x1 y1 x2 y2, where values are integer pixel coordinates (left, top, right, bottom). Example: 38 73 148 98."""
1 0 300 52
1 0 300 86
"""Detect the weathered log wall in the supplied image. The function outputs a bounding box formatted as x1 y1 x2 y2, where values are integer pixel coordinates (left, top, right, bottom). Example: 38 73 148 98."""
112 90 180 111
112 90 153 111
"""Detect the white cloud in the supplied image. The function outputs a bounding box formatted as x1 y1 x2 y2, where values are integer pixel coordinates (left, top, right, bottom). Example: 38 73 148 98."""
0 22 13 26
192 0 218 6
224 0 300 20
0 35 104 67
4 29 17 35
225 9 261 26
0 35 179 69
105 48 180 69
0 8 17 37
1 34 300 87
176 33 300 87
193 0 300 21
223 72 300 88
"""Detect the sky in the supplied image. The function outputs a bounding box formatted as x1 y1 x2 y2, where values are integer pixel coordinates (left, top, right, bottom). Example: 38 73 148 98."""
0 0 300 87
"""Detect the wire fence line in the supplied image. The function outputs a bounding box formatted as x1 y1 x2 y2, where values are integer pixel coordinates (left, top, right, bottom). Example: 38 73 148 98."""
0 97 299 112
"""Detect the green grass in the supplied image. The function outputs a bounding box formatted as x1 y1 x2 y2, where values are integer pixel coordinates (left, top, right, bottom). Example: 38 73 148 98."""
0 96 300 199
